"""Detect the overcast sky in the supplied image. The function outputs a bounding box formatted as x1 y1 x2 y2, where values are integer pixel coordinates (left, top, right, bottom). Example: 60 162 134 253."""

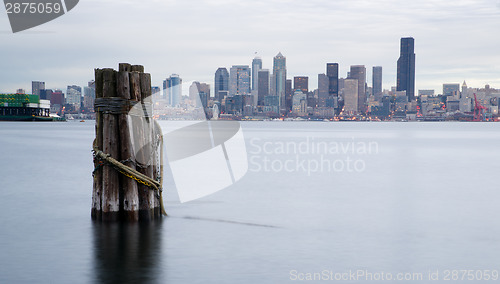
1 0 500 95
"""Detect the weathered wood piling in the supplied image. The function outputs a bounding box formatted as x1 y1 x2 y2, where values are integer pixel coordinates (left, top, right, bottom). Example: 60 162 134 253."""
92 63 164 222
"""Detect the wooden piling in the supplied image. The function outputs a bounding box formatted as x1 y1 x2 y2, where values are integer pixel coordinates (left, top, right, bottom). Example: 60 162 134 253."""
92 63 163 222
117 70 139 221
92 68 104 221
139 72 156 220
102 68 120 221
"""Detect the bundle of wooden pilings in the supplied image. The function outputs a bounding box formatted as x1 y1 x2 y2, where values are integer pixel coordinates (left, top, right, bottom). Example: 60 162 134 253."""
92 63 162 222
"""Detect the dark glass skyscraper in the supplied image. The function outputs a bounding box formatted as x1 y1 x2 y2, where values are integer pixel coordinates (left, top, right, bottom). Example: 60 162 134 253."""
397 37 416 101
215 67 229 102
326 63 339 97
293 76 308 93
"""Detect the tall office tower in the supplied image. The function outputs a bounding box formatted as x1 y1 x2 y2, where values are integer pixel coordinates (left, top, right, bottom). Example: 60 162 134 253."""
285 79 292 112
343 79 359 114
257 69 270 106
443 83 460 97
252 57 262 91
397 37 416 101
84 80 96 109
326 63 339 97
83 85 96 110
66 85 82 110
273 52 286 109
164 74 182 106
229 65 251 96
317 73 329 107
349 65 367 113
32 81 45 97
372 66 382 98
215 68 229 102
293 76 309 93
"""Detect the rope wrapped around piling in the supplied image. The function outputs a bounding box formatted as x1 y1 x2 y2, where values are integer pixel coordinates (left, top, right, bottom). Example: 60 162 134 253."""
92 134 167 216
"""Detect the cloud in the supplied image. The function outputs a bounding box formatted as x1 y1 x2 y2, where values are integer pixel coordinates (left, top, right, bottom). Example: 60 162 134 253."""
1 0 499 93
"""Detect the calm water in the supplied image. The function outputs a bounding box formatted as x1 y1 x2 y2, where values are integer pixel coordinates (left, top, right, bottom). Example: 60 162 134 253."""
1 121 500 283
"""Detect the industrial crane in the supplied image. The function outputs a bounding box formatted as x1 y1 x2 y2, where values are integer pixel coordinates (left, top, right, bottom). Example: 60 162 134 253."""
473 93 488 121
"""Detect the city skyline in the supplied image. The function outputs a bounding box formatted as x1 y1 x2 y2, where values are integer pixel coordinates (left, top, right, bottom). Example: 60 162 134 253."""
1 0 500 93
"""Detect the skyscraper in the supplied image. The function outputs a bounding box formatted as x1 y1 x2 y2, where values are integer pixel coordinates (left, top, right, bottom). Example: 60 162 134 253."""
372 66 382 98
293 76 308 93
343 79 359 114
349 65 366 114
443 83 460 97
397 37 416 101
32 81 45 97
164 74 182 106
273 52 286 110
66 85 82 110
257 69 269 106
285 79 292 112
252 57 262 91
317 73 329 107
215 68 229 102
326 63 339 98
83 80 96 111
229 65 251 96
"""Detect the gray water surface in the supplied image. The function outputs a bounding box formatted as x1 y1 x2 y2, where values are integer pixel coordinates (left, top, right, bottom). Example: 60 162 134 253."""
1 121 499 283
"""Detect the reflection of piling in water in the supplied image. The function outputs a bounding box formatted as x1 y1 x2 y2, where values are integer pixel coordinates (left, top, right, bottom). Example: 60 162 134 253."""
92 63 163 222
92 222 163 283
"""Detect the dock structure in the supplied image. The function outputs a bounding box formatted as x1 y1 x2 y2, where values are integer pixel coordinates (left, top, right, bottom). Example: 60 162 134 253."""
0 94 52 121
92 63 164 222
